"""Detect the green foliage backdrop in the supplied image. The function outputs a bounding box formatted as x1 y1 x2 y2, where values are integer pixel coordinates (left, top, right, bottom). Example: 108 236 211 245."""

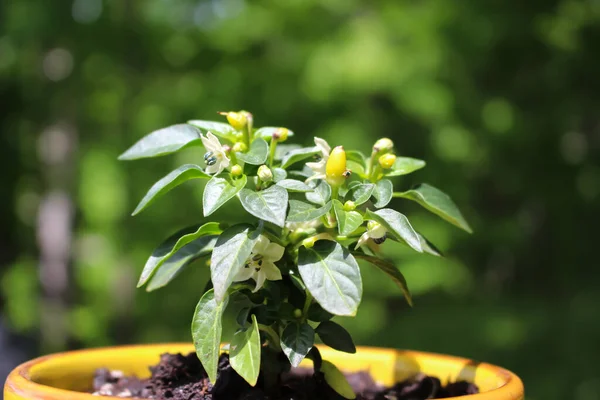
1 1 599 399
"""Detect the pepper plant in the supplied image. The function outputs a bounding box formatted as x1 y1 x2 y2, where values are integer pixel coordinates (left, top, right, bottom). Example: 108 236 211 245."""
120 111 472 398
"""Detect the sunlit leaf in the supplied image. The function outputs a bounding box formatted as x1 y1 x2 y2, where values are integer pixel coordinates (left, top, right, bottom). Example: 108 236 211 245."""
276 179 313 192
332 200 363 236
203 174 247 216
321 360 356 399
306 180 331 206
281 322 315 367
238 185 288 227
119 124 203 160
230 314 261 386
236 138 269 165
286 200 331 223
349 183 375 206
372 179 393 208
365 209 422 253
385 157 426 177
280 146 320 169
188 120 238 141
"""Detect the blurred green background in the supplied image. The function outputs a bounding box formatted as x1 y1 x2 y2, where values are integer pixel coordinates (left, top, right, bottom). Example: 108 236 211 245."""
1 0 599 399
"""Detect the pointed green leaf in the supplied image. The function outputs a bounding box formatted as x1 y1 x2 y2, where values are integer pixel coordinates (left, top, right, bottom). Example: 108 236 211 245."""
192 289 228 383
385 157 426 177
281 322 315 367
372 179 393 208
133 164 210 216
346 160 366 178
222 291 253 342
138 223 222 287
236 138 269 165
274 144 301 160
316 321 356 353
321 360 356 399
298 241 362 316
280 146 320 169
346 150 367 167
396 184 472 233
286 200 331 223
276 179 313 192
332 200 363 236
188 120 238 141
230 314 261 386
272 168 287 182
238 185 288 227
211 224 261 302
254 127 295 140
306 180 331 206
203 175 247 216
146 236 217 291
418 233 443 257
365 209 422 253
119 124 202 160
354 253 412 306
350 183 375 206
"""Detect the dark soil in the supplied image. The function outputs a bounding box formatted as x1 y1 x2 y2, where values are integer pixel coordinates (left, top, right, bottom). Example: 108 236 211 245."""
92 352 478 400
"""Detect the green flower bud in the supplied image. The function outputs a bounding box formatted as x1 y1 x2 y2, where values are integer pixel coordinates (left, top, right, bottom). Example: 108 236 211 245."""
293 308 303 319
373 138 394 153
378 154 397 169
232 142 247 153
231 165 243 177
257 165 273 182
343 200 356 211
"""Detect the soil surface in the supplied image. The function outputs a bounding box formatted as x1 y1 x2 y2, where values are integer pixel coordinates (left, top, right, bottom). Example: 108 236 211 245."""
92 352 479 400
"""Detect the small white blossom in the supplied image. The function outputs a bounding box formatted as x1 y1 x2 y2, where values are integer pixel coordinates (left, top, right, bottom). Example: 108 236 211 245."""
234 235 284 292
306 137 331 181
200 132 230 175
355 221 387 249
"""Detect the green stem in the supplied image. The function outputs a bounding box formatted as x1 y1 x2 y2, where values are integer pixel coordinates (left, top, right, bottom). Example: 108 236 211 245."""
258 324 281 351
392 192 407 198
268 137 277 167
301 291 313 322
331 184 339 200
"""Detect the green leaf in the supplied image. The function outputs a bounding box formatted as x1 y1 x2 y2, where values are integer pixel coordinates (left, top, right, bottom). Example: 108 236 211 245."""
229 314 261 386
332 200 363 236
274 144 302 160
272 168 287 182
396 184 472 233
254 127 295 140
386 157 426 177
280 146 320 169
138 223 222 287
346 150 367 167
298 241 362 316
286 200 332 223
236 138 269 165
354 253 412 306
222 291 253 342
281 322 315 367
306 180 331 206
276 179 313 192
372 179 393 208
203 175 247 216
346 160 366 178
192 289 228 383
133 164 210 216
316 321 356 353
365 209 422 253
146 235 218 291
238 185 288 227
418 233 443 257
307 303 333 322
350 183 375 206
321 360 356 399
211 224 261 302
188 120 238 141
119 124 202 160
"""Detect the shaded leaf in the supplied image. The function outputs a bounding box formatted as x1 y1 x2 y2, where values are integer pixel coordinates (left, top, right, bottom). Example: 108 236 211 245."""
286 200 332 223
238 185 288 227
298 241 362 316
133 164 210 216
354 253 412 306
365 209 422 253
119 124 202 160
346 150 367 167
316 321 356 353
192 289 228 383
203 175 247 216
397 184 472 233
281 322 315 367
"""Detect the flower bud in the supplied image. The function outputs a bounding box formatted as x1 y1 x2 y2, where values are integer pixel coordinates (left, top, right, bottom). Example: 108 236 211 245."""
232 142 247 153
219 111 247 130
326 146 347 187
257 165 273 182
273 128 289 142
293 308 303 319
378 154 397 169
231 165 243 177
373 138 394 153
343 200 356 211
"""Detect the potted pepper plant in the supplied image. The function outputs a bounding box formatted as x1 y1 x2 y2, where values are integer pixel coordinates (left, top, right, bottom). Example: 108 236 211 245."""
4 111 524 400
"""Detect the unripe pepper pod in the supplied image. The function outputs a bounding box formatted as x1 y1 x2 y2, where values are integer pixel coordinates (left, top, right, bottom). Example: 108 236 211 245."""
373 138 394 153
378 154 397 169
231 165 243 177
326 146 347 187
219 111 247 130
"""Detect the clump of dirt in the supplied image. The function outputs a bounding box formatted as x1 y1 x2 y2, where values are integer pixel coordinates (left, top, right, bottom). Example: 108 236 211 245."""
92 352 479 400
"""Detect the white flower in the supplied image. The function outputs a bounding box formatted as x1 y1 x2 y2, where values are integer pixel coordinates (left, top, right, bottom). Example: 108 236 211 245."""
306 137 331 181
233 235 284 292
355 221 387 249
200 132 230 175
285 219 322 232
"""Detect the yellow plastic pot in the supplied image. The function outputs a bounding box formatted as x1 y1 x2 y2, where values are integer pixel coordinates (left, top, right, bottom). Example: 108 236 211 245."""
4 344 524 400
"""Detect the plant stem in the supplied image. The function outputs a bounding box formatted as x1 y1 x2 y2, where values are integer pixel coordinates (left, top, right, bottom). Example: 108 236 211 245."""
268 137 277 167
331 184 339 200
258 324 281 351
301 291 313 322
392 192 406 198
